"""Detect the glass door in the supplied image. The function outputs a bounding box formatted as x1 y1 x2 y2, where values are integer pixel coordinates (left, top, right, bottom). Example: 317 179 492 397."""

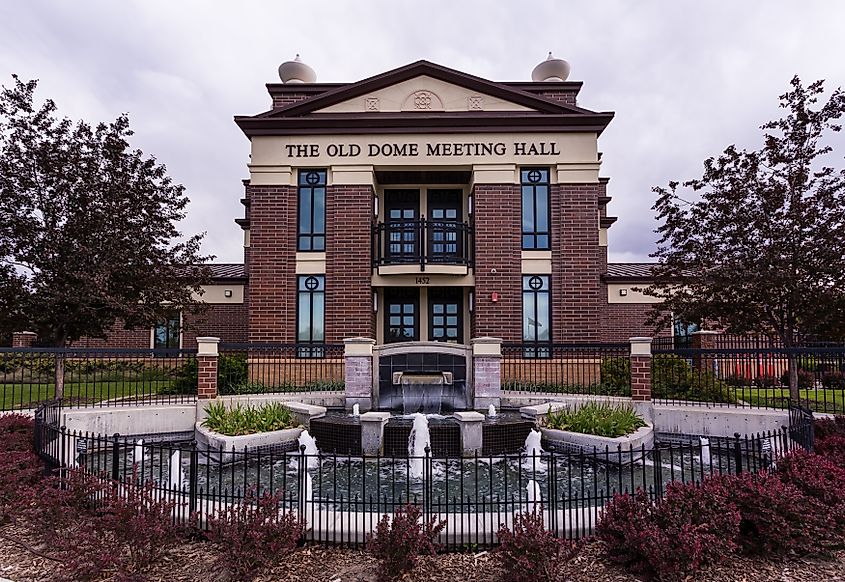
426 189 463 264
384 189 420 264
384 288 420 343
429 287 463 343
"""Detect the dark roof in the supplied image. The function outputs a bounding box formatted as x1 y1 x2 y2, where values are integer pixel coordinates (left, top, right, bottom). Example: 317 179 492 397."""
203 263 247 281
604 263 657 281
235 60 614 137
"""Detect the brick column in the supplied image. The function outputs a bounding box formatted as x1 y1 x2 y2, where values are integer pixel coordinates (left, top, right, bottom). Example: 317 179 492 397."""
11 331 37 348
344 337 375 412
630 337 652 401
691 330 720 374
196 337 219 399
472 337 502 409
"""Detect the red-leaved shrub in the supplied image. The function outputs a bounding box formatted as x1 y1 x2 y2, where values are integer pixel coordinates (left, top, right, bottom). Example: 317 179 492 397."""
0 450 43 516
814 416 845 441
51 475 184 581
597 479 739 581
776 449 845 526
0 413 34 452
206 488 304 581
495 511 576 582
815 433 845 466
21 469 108 544
368 503 446 581
730 470 839 556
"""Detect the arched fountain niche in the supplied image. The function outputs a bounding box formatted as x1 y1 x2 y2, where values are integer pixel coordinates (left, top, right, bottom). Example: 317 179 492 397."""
375 341 470 414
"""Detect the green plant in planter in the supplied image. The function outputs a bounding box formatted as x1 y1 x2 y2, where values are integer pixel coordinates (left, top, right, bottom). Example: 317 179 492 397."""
202 402 299 436
543 402 646 438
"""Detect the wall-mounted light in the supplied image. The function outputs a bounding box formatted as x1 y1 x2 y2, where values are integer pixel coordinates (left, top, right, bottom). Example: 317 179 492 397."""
468 291 475 313
373 196 379 218
619 288 628 297
224 289 233 298
468 195 473 216
372 291 378 313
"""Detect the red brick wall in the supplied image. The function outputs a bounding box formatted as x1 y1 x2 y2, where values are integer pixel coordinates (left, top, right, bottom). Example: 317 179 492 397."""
550 184 604 342
271 93 311 109
472 184 522 341
72 326 152 349
247 185 297 343
604 303 671 342
538 90 577 107
325 185 375 341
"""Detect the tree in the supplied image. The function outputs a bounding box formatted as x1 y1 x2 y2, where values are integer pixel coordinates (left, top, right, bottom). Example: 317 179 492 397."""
646 76 845 399
0 76 211 358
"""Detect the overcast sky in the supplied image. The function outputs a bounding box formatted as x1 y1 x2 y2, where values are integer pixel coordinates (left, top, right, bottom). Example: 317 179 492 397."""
1 1 843 264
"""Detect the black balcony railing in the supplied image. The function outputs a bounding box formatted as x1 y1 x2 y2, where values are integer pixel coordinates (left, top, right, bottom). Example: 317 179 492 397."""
372 219 473 270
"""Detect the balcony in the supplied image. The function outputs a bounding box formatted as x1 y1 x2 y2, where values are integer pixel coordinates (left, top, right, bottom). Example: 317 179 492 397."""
373 219 473 275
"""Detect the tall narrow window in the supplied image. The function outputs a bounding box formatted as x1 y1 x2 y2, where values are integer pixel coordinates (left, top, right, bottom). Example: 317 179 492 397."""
297 170 326 251
522 275 551 357
297 275 325 356
153 312 180 349
521 168 550 250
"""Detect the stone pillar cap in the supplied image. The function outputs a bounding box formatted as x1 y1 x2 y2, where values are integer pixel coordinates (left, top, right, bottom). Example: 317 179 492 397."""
14 331 37 336
453 411 484 422
470 337 503 344
690 330 721 335
196 337 220 356
629 337 652 357
359 411 391 422
343 337 376 344
344 337 375 357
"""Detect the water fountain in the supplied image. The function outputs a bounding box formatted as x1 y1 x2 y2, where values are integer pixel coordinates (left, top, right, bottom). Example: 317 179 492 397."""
408 413 431 479
133 439 144 465
169 450 183 489
488 404 497 418
526 479 543 513
700 437 711 469
299 430 319 470
522 429 546 471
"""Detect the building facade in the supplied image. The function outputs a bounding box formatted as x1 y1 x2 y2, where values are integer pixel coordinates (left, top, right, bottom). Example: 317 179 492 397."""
61 58 672 350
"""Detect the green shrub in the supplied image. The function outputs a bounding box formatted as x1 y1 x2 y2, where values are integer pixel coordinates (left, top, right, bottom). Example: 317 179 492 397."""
600 358 630 392
822 371 845 390
780 369 815 389
650 355 737 404
544 401 646 438
202 401 299 436
168 358 198 394
218 354 249 394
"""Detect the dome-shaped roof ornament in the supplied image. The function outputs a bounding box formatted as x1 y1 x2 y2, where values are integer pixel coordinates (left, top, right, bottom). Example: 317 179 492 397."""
531 52 571 82
278 54 317 83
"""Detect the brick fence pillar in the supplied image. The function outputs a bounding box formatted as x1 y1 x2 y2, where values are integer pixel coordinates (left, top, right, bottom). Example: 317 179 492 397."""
12 331 37 348
691 330 720 375
344 337 375 412
630 337 652 401
196 337 220 399
472 337 502 409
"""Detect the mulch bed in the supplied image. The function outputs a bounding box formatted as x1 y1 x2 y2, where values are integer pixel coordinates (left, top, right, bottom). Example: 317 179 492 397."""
1 523 844 582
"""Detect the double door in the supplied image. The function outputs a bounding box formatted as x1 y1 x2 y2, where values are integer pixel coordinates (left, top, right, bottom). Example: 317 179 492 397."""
384 287 464 344
384 189 463 264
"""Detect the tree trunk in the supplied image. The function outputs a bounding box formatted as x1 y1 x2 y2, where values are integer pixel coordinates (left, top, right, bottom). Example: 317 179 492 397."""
54 331 66 401
788 358 799 402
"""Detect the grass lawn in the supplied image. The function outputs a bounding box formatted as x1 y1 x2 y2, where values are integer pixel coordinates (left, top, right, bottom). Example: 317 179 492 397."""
0 380 182 410
736 387 845 414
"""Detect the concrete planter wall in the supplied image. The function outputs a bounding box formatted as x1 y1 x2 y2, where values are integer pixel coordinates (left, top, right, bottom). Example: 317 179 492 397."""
540 423 655 464
195 422 304 463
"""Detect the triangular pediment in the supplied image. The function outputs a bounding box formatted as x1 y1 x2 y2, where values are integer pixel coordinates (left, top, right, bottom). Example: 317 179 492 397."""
314 75 535 114
264 60 585 118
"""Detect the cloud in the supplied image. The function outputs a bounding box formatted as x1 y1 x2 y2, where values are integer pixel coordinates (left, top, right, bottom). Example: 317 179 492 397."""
1 0 843 264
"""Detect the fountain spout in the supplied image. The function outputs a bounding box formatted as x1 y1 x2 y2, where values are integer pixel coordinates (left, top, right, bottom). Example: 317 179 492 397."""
522 429 546 472
408 413 431 479
352 403 360 417
487 404 497 418
299 430 319 470
169 449 183 489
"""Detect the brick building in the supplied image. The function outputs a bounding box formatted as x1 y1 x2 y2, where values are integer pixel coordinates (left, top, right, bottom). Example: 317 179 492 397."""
68 57 674 350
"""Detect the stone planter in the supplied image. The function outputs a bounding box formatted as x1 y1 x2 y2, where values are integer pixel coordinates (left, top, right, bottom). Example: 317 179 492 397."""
195 422 304 464
540 423 654 464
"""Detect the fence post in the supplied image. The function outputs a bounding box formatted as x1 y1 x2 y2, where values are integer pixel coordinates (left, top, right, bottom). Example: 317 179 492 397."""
111 433 121 482
629 337 652 401
196 337 220 399
471 337 502 410
297 443 307 527
343 338 375 412
691 331 720 374
423 445 431 522
189 441 198 517
733 432 743 474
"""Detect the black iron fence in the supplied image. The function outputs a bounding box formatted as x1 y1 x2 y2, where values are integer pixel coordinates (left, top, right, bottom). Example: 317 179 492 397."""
32 404 802 549
217 343 344 396
651 346 845 413
0 347 198 411
501 343 631 397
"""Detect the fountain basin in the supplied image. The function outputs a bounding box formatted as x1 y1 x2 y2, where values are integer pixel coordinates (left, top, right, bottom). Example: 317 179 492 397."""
195 422 303 463
540 423 655 464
